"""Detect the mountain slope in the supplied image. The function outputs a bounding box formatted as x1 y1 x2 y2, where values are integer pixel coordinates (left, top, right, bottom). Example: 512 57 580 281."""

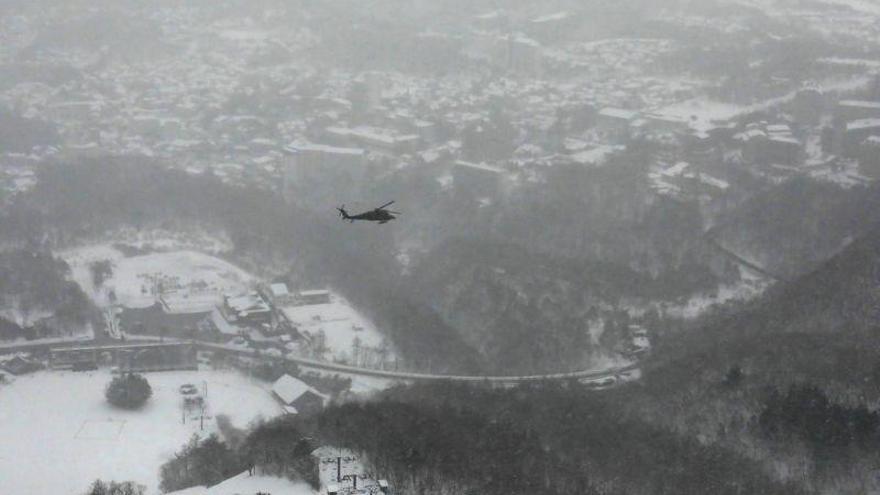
615 221 880 493
407 237 718 373
712 178 880 280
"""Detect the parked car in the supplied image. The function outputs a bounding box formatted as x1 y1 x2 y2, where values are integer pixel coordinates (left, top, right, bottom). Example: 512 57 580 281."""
179 383 198 395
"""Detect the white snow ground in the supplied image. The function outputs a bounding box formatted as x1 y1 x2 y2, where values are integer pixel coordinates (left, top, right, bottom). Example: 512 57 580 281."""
60 245 255 310
0 370 282 495
165 471 314 495
281 295 393 367
105 228 235 255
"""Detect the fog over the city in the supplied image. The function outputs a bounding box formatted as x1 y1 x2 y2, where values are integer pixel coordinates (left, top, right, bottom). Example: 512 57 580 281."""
1 0 880 494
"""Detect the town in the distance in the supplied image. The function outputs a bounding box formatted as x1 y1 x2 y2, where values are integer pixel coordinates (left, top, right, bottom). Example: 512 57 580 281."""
2 1 880 494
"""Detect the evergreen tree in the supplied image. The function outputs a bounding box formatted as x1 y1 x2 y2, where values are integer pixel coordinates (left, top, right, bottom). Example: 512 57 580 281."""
105 373 152 409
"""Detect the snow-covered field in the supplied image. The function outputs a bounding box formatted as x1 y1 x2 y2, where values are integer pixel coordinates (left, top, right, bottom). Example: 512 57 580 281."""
59 241 393 369
281 295 394 367
0 370 282 495
60 245 255 310
99 228 234 255
166 471 314 495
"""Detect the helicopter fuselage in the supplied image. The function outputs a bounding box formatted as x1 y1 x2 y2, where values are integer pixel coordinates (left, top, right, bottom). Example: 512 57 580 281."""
338 205 397 224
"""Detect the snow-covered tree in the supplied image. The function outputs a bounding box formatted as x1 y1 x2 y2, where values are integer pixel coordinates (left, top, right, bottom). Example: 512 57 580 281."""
105 373 152 410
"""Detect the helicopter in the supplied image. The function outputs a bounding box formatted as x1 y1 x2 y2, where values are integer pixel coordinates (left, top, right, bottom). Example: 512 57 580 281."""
337 201 400 224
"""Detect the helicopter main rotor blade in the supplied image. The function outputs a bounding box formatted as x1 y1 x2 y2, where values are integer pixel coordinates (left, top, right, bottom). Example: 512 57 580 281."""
376 200 395 210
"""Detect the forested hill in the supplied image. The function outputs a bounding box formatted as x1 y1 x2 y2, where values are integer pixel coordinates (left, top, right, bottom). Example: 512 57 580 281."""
645 217 880 395
669 216 880 355
610 221 880 494
405 237 717 373
744 218 880 336
712 177 880 280
0 250 99 341
299 383 804 495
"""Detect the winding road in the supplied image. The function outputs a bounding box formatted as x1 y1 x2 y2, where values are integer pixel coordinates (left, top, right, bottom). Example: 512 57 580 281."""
2 336 641 385
199 342 640 384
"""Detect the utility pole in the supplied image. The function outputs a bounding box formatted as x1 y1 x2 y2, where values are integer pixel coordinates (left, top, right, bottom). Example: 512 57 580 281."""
342 474 358 490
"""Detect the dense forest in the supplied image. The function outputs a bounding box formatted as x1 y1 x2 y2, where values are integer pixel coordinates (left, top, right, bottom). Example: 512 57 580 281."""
155 380 807 495
712 178 880 280
0 249 99 340
254 382 802 495
603 221 880 493
406 237 717 372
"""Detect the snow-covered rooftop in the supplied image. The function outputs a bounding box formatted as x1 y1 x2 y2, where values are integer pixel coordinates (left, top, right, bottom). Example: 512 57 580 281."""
531 11 570 23
225 292 271 315
661 161 691 177
699 173 730 190
839 99 880 109
599 107 638 120
454 160 504 174
270 283 290 297
166 471 313 495
847 118 880 131
271 374 322 406
299 289 330 297
569 145 621 166
284 143 365 156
